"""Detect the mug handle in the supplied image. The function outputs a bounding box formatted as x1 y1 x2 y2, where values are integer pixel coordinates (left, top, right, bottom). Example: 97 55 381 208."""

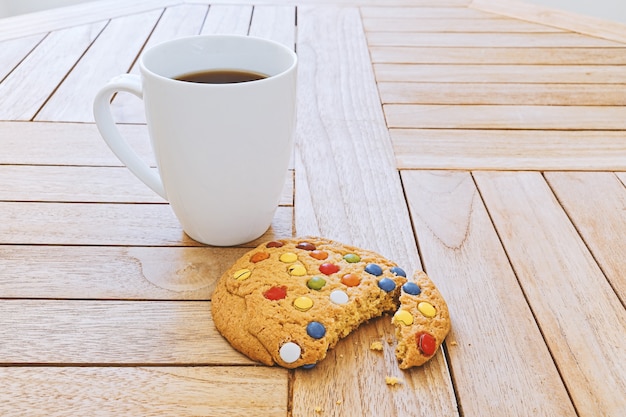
93 74 166 199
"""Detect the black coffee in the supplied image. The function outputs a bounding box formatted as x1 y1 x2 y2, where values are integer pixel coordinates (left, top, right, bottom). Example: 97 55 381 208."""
174 69 268 84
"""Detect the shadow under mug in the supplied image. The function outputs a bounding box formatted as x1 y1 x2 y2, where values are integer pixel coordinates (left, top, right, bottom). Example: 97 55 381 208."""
93 35 298 246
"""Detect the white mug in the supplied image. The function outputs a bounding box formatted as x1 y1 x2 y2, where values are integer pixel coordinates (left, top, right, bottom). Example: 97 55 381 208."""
93 35 297 246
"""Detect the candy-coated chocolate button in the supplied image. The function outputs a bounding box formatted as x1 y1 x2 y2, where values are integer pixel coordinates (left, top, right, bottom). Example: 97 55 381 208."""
341 273 361 287
296 242 316 251
264 286 287 300
250 252 270 263
390 266 407 277
293 296 314 312
330 290 349 305
343 253 361 263
393 310 414 326
310 250 328 260
319 263 339 275
378 278 396 292
302 363 316 369
417 301 436 318
402 282 421 295
266 241 284 248
365 263 383 276
279 252 298 263
288 264 307 276
233 269 251 281
307 276 326 290
279 342 301 363
418 333 436 356
306 321 326 339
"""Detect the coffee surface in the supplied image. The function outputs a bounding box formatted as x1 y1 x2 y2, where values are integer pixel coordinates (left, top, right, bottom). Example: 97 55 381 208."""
174 69 268 84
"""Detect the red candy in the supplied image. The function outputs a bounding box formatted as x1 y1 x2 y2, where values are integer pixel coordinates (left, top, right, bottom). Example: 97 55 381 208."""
250 252 270 263
341 273 361 287
417 333 436 356
310 250 329 260
266 241 284 248
319 263 340 275
263 286 287 300
296 242 316 251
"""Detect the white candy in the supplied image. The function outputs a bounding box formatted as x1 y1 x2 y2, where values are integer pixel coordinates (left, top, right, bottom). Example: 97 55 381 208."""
329 289 349 305
279 342 301 363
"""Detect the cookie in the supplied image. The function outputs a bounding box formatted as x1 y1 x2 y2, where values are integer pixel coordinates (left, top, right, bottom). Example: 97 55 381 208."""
211 237 450 369
392 271 451 368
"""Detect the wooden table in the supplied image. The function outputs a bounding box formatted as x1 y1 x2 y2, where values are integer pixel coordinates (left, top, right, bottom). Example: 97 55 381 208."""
1 0 624 416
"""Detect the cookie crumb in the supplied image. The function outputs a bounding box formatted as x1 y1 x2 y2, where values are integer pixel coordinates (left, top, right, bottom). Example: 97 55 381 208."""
314 406 323 413
369 340 384 351
336 399 343 405
385 376 402 386
450 341 458 346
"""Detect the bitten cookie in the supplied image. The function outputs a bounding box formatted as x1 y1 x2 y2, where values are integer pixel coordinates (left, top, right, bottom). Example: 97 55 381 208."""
211 237 407 368
392 271 451 368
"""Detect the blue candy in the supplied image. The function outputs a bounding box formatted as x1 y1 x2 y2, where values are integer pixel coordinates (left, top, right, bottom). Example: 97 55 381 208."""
365 263 383 276
306 321 326 339
402 282 421 295
377 277 396 292
390 266 407 277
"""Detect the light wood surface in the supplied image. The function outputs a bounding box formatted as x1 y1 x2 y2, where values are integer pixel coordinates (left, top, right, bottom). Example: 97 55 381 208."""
0 1 624 416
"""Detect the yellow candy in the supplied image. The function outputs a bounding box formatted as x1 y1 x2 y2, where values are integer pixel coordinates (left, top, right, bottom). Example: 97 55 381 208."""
393 310 414 326
279 252 298 263
288 264 307 276
417 301 436 318
233 268 251 281
293 296 314 312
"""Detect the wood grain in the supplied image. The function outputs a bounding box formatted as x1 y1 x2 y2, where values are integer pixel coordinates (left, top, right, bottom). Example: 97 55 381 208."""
368 46 626 64
0 299 249 364
0 245 248 300
249 5 296 48
367 32 624 47
374 63 626 84
385 104 626 130
545 172 626 304
360 6 499 19
402 170 576 417
0 366 287 417
363 17 563 33
0 33 45 81
378 82 626 105
200 4 253 34
473 171 626 417
390 129 626 170
293 6 456 417
0 202 292 246
35 9 163 122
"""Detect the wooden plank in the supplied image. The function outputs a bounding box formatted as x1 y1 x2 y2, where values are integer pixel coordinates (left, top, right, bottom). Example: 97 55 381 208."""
34 10 163 122
390 129 626 170
473 171 626 417
0 122 154 166
0 0 176 42
360 6 497 19
618 172 626 185
0 165 293 206
378 82 626 106
366 32 624 47
200 4 253 35
0 366 287 417
0 22 107 121
0 33 45 81
0 202 292 246
471 0 626 45
385 104 626 130
249 5 296 48
0 245 247 300
363 17 563 33
374 63 626 83
293 6 457 417
544 172 626 304
0 299 249 364
111 4 209 124
368 46 626 64
402 170 576 417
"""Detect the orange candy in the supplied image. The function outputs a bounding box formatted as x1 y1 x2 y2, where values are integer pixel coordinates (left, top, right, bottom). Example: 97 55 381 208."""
341 273 361 287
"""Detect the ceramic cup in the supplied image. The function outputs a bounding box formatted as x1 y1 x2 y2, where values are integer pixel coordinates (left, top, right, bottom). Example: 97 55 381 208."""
93 35 297 246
